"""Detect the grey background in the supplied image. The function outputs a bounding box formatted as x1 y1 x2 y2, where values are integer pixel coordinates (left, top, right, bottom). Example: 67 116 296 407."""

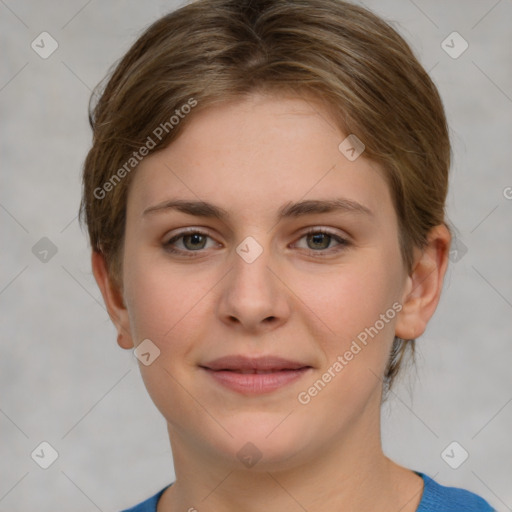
1 0 511 511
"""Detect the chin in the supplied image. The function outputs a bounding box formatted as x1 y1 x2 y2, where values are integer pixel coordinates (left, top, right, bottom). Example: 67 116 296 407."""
214 412 321 472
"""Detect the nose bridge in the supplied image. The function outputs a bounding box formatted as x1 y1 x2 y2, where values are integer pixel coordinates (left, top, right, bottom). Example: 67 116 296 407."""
230 239 275 304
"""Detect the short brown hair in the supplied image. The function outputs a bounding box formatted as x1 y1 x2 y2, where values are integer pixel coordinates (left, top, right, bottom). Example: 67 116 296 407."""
79 0 450 391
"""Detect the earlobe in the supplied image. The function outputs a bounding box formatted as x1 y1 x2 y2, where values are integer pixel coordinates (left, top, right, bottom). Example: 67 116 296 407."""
395 225 451 341
91 251 134 349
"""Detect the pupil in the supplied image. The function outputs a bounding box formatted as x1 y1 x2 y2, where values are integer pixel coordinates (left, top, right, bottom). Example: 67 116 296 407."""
310 233 329 250
186 234 205 249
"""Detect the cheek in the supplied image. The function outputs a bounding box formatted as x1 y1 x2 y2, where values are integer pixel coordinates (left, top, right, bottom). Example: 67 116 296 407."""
122 254 213 424
123 245 206 342
292 263 402 420
295 257 404 403
305 260 400 341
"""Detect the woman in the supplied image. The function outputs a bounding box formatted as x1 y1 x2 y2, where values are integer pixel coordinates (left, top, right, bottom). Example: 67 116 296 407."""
80 0 495 510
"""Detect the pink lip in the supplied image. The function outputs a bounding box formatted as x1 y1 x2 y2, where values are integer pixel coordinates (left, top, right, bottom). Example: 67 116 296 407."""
200 355 312 394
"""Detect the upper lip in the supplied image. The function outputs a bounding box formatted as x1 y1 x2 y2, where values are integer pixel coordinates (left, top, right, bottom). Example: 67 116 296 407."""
201 355 310 372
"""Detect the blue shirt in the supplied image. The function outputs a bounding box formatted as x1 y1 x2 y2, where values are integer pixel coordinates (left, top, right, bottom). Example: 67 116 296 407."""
120 471 495 511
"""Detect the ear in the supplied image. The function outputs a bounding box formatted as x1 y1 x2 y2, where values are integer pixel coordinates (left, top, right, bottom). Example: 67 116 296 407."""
395 224 451 340
91 250 134 349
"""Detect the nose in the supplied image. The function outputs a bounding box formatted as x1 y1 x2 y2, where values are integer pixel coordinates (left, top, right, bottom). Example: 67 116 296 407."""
216 243 291 334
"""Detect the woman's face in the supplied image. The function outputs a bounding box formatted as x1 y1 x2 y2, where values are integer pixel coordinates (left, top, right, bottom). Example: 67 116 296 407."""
119 93 411 470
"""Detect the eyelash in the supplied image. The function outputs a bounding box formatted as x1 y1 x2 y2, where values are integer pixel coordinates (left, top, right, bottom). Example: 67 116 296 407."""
163 228 351 258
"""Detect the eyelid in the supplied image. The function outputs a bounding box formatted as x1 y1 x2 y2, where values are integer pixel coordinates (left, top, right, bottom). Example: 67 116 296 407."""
164 226 350 241
163 226 216 243
300 226 349 239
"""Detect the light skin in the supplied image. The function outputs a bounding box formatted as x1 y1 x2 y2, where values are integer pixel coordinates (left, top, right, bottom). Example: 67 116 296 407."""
92 93 450 511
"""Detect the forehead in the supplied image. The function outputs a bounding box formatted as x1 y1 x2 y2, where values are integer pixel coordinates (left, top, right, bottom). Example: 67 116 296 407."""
127 94 394 225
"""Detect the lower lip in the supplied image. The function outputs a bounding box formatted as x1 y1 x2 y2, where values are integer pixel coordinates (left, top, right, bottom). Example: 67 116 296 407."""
202 368 311 394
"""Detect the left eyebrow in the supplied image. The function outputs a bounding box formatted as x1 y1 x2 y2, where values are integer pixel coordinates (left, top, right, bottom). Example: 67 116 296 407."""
142 198 373 220
278 198 373 218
